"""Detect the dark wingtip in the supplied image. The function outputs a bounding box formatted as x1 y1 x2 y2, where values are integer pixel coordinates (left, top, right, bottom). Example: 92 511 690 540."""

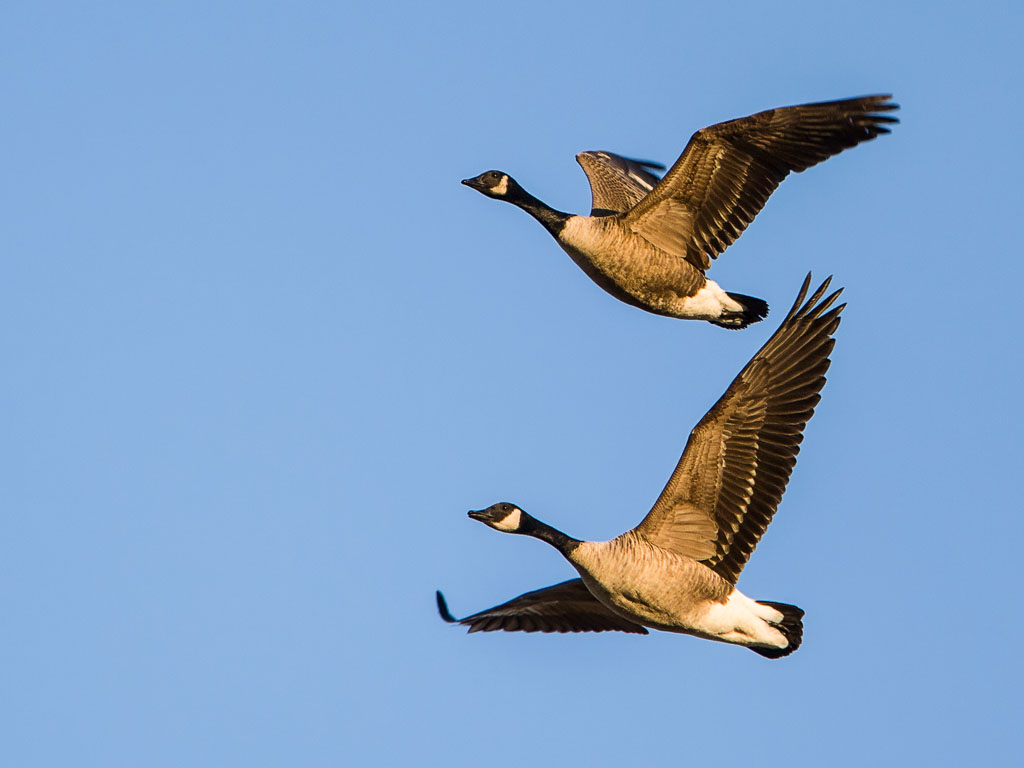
630 157 667 171
864 95 899 126
853 93 898 111
786 272 814 318
436 590 458 623
873 95 900 112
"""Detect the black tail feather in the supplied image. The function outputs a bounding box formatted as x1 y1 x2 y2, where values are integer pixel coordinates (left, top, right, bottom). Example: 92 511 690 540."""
710 293 770 329
749 601 804 659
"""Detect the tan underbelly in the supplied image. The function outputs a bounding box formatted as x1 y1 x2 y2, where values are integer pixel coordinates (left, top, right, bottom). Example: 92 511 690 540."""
557 241 707 318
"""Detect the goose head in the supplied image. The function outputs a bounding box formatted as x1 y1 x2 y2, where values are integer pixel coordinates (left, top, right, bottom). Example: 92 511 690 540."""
468 502 528 533
468 502 580 553
461 170 521 201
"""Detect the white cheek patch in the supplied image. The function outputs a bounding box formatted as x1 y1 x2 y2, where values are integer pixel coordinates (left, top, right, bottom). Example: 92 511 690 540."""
493 507 521 532
492 175 509 196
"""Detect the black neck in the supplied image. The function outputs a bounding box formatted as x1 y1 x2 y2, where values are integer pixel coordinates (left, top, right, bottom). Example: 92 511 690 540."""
520 515 580 555
510 189 570 236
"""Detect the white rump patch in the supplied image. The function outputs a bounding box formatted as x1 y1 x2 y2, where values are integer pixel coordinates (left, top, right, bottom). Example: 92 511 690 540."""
753 601 786 625
701 589 788 648
679 279 743 318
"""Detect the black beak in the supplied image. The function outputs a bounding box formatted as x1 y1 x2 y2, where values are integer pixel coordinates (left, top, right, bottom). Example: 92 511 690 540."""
467 509 488 522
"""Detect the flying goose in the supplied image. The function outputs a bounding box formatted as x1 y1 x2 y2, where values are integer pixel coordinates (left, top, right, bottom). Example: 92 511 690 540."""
438 275 843 657
463 95 895 328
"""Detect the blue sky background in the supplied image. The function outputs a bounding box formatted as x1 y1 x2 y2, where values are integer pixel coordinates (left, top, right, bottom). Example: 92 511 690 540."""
3 2 1021 765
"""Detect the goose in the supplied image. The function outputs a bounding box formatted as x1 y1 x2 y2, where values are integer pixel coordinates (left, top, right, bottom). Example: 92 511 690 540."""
437 274 843 657
462 95 895 328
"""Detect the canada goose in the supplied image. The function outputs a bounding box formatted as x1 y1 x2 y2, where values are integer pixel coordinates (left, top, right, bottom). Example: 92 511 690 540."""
437 275 843 657
463 95 895 328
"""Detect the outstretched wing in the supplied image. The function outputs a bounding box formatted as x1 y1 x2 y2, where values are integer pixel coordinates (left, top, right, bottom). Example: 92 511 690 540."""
625 95 898 270
633 274 844 584
436 579 648 634
576 151 665 216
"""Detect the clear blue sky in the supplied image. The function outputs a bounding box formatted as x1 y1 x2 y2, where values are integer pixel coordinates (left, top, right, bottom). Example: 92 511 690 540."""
3 2 1021 765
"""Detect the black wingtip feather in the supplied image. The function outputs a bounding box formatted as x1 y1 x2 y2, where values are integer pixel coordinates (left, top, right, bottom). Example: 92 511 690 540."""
633 157 667 171
784 272 816 319
802 274 833 311
783 273 845 324
436 590 458 624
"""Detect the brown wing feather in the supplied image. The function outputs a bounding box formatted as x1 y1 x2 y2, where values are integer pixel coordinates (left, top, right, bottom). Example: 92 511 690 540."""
625 95 898 270
633 274 844 583
436 579 649 634
576 151 664 216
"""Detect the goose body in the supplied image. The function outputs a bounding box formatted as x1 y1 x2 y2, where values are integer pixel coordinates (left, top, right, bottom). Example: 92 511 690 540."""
557 216 746 321
570 534 788 648
463 95 896 328
438 275 844 657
